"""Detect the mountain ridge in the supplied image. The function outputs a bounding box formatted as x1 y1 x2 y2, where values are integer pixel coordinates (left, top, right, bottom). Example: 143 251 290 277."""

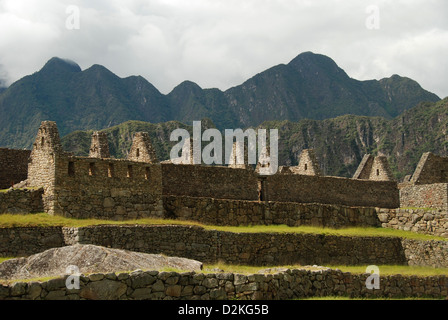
0 52 441 149
60 98 448 179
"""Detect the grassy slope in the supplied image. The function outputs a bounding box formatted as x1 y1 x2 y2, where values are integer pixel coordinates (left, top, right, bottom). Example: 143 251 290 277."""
0 213 444 241
1 214 447 287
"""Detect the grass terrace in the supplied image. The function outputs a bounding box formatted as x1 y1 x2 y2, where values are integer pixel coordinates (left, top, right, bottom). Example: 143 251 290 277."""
1 212 447 287
201 263 448 276
0 213 445 241
1 262 447 286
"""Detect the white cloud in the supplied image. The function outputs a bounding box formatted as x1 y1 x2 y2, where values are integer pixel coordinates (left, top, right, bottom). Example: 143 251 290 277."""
0 0 447 98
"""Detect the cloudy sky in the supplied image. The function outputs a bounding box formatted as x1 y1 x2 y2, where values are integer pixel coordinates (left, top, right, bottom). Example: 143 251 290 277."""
0 0 447 98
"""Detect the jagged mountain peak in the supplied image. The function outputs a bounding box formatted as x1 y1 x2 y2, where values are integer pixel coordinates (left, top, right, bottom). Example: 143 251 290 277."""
0 52 441 149
170 80 203 95
288 51 349 78
40 57 81 74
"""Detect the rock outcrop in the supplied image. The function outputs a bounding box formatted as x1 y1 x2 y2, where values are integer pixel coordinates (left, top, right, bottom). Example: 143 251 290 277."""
0 244 203 281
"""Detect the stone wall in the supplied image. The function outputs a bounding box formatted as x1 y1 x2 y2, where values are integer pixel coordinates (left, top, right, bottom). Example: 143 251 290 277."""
0 148 30 189
161 163 399 208
0 227 67 257
353 155 394 181
53 157 163 220
0 188 43 214
401 239 448 268
1 268 446 300
26 121 164 219
264 174 399 208
377 208 448 238
410 152 448 184
161 163 259 201
1 225 448 267
27 121 62 214
89 132 110 159
163 195 381 228
71 225 408 266
399 183 448 209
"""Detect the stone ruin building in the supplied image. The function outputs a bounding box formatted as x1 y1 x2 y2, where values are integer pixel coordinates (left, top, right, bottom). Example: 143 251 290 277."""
1 120 448 219
2 121 448 301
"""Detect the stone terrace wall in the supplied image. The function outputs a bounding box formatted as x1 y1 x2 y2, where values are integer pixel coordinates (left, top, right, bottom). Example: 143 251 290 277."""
161 163 259 201
378 208 448 238
163 195 381 228
402 239 448 268
399 183 448 210
52 156 163 220
74 226 409 266
0 227 67 257
0 148 30 189
1 226 448 267
1 269 446 300
0 188 43 214
265 174 399 208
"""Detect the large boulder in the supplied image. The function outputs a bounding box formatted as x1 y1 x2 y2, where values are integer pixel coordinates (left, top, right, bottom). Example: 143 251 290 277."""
0 244 202 281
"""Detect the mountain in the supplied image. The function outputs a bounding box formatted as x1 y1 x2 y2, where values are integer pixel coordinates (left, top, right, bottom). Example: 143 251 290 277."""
0 57 169 149
221 52 440 126
61 98 448 180
258 97 448 179
0 69 7 94
0 81 6 94
0 52 441 149
61 119 215 160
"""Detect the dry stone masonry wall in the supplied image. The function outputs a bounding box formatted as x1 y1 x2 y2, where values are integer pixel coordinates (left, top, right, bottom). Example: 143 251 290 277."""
410 152 448 184
89 131 110 159
1 268 446 300
2 225 446 268
264 174 399 208
0 148 30 189
292 149 322 176
26 122 163 219
378 207 448 238
161 163 260 201
127 132 158 163
53 157 163 220
0 227 67 257
1 122 404 219
399 183 448 209
0 188 43 214
353 154 394 181
163 195 381 228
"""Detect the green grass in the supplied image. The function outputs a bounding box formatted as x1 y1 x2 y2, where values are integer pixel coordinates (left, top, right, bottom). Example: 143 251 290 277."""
0 187 41 193
209 224 446 241
0 266 195 285
0 213 204 228
401 207 436 212
1 275 61 286
0 257 14 263
0 213 446 241
326 265 448 276
202 263 328 274
1 261 446 287
203 263 448 276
